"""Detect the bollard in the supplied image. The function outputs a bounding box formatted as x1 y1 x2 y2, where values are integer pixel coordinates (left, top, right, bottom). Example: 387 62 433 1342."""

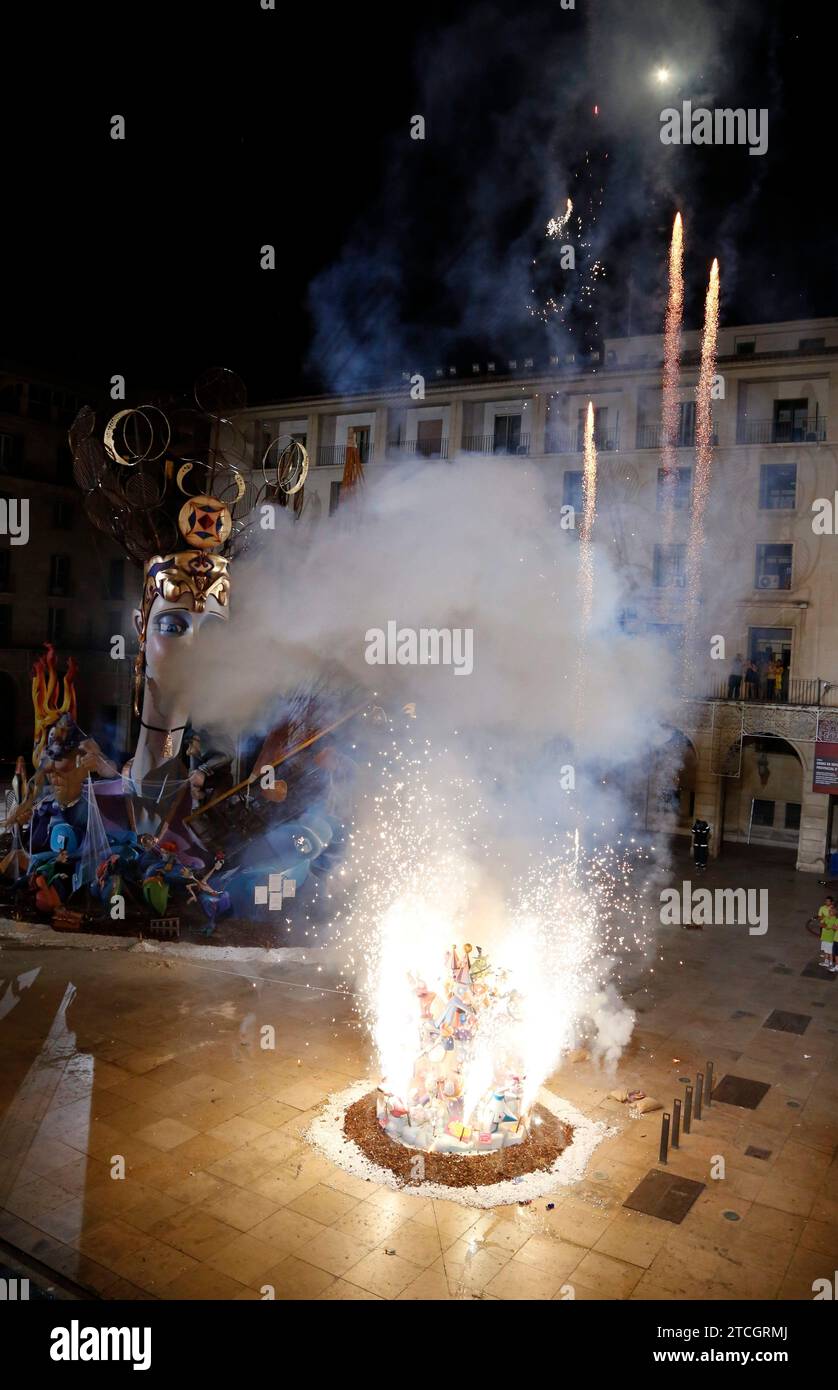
659 1111 670 1164
695 1072 704 1121
684 1084 693 1134
672 1097 682 1149
705 1061 714 1107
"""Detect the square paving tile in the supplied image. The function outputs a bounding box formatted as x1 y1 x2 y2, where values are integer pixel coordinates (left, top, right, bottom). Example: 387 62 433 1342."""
744 1145 772 1160
712 1074 771 1109
763 1010 811 1036
623 1170 705 1224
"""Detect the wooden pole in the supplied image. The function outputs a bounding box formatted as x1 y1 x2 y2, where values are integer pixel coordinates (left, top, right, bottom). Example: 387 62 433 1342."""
183 699 370 825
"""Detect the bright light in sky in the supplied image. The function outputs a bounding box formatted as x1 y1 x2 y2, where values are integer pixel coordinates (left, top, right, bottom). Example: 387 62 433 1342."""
654 65 671 84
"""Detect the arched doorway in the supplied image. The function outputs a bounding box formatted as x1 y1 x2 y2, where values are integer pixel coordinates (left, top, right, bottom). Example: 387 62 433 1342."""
721 734 803 855
645 730 698 834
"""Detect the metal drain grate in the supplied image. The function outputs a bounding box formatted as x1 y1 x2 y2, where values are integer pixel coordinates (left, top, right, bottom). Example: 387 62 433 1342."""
763 1010 811 1035
712 1075 771 1109
623 1169 705 1224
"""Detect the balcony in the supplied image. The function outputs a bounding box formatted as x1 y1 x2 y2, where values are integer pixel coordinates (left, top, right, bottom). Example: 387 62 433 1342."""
545 426 619 454
636 423 718 450
316 444 374 469
705 677 838 708
386 438 449 461
736 416 826 445
462 433 531 456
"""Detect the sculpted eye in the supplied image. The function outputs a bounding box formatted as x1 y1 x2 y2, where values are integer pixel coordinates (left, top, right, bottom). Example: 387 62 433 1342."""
155 613 190 636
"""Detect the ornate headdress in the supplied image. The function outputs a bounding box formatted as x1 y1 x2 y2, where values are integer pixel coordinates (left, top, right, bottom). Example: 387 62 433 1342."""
68 368 308 714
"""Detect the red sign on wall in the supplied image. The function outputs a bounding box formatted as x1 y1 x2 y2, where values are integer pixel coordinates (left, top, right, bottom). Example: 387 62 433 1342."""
813 742 838 794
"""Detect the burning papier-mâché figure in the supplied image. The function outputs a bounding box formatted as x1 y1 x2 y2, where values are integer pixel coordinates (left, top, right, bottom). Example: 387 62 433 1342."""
376 943 531 1154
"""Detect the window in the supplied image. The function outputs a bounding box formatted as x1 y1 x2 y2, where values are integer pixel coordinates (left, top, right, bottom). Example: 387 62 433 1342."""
785 802 801 830
416 419 444 458
348 426 371 463
563 470 583 514
752 799 775 827
493 415 522 453
108 557 125 600
676 400 695 446
772 398 809 443
657 467 692 510
0 433 23 472
329 480 341 516
0 604 10 644
0 384 21 415
47 607 66 642
759 463 796 510
652 543 687 588
55 446 74 484
0 551 10 592
799 337 825 352
735 339 755 355
755 544 792 590
49 554 71 597
27 386 51 422
575 405 609 449
53 498 75 529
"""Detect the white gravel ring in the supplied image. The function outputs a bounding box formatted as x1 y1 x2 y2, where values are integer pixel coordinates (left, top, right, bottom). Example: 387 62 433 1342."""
306 1079 612 1209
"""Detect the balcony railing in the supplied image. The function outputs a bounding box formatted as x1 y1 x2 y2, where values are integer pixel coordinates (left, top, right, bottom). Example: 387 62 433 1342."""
316 444 374 468
736 416 826 445
636 422 714 450
386 438 449 460
462 433 531 456
705 677 838 707
545 427 620 454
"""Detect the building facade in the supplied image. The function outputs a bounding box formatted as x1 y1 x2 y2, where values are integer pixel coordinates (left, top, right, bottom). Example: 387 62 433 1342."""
237 316 838 873
0 369 135 771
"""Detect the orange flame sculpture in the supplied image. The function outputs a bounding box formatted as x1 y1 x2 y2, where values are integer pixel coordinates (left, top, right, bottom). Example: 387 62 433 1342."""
31 644 78 768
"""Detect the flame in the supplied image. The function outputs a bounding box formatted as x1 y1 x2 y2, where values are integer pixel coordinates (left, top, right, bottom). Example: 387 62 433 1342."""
31 643 78 767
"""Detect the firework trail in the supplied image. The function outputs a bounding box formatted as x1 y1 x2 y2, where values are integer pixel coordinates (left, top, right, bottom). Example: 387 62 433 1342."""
683 259 720 691
575 401 598 731
658 213 684 565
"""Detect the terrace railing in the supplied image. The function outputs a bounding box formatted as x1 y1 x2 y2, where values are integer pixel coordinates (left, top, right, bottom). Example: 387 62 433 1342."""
462 433 531 456
544 426 620 454
736 416 826 445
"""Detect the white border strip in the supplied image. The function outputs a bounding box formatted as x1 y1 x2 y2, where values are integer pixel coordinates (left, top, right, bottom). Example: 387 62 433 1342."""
306 1080 612 1209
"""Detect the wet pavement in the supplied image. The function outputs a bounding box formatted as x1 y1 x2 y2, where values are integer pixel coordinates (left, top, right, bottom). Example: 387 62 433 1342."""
0 845 836 1301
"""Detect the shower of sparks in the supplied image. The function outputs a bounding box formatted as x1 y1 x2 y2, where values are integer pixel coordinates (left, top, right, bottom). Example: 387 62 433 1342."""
332 735 654 1147
576 401 598 730
683 258 720 690
527 144 607 330
546 198 573 240
658 213 684 561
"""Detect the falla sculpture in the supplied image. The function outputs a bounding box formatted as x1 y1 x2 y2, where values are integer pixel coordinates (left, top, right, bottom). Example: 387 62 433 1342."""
1 369 367 937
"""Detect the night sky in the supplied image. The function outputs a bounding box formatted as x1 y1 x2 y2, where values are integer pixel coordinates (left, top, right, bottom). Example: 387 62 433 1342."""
3 0 834 404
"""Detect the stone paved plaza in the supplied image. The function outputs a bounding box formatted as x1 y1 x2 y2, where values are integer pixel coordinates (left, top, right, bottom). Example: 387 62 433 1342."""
1 845 836 1301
